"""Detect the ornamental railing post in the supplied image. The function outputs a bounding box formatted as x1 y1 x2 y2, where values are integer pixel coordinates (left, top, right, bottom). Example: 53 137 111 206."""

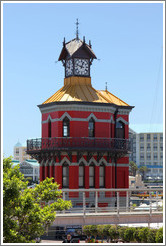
149 192 152 216
117 191 119 216
83 192 86 217
126 190 129 212
95 191 98 213
63 192 65 214
156 191 158 211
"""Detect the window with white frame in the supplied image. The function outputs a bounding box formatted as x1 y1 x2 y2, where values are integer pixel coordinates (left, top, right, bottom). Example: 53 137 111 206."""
89 165 95 188
147 153 151 160
153 134 158 141
153 143 158 151
140 134 144 141
79 164 84 188
147 134 151 141
63 117 70 137
153 153 158 160
99 165 105 188
62 164 69 188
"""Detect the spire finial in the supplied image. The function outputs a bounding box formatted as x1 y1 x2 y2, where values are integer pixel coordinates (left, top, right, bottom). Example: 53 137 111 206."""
105 82 108 91
75 18 79 40
63 37 65 46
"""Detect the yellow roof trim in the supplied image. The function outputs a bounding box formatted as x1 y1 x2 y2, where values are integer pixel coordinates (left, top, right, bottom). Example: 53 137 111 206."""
42 77 130 106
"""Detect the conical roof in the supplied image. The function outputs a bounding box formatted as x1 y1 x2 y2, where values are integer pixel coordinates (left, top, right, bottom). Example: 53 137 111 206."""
42 77 129 106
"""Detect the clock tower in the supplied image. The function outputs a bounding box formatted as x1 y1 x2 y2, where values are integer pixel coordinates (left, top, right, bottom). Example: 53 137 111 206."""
58 21 96 78
27 19 134 210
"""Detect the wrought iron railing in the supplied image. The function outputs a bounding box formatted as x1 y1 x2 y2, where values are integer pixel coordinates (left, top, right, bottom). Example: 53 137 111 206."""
27 137 131 153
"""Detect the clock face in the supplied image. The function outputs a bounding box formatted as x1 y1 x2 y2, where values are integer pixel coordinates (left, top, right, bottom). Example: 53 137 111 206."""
66 59 73 77
74 59 89 76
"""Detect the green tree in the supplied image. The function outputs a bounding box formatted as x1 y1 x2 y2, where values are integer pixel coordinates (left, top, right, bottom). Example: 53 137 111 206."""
147 228 157 243
133 227 142 243
139 166 148 180
83 225 92 238
123 227 136 242
108 225 119 242
3 157 72 243
90 225 98 240
103 224 112 242
118 226 128 242
97 225 104 242
138 227 149 243
155 227 163 243
129 161 138 176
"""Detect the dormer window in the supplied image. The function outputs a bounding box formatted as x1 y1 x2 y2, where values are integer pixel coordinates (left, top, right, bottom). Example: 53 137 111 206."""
63 117 70 137
89 118 95 137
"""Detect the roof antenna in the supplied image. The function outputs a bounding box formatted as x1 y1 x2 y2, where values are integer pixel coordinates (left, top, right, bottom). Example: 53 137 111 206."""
105 82 108 91
75 18 79 40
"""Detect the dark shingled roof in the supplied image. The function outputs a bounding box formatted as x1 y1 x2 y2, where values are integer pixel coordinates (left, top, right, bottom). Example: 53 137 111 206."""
58 38 97 61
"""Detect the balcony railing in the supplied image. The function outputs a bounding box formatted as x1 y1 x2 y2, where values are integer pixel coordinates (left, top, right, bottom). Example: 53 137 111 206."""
27 137 131 153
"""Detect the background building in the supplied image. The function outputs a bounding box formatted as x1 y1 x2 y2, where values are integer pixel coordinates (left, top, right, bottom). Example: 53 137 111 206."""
129 129 163 180
12 159 40 182
14 141 32 162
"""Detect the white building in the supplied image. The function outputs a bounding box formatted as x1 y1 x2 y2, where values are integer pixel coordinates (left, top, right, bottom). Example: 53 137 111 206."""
12 159 40 182
13 141 32 162
129 130 163 180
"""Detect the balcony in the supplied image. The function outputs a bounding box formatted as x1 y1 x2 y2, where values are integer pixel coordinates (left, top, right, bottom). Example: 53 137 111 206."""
27 137 131 156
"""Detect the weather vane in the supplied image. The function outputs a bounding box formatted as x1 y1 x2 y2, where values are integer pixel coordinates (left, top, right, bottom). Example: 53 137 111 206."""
105 82 108 91
75 18 79 40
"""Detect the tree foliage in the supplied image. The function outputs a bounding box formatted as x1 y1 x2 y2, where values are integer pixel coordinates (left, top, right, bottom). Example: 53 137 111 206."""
139 166 148 180
3 157 72 243
155 227 163 243
129 161 138 176
82 224 163 243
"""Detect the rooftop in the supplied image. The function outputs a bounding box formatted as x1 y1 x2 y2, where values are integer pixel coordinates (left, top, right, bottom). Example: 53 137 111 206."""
42 77 129 106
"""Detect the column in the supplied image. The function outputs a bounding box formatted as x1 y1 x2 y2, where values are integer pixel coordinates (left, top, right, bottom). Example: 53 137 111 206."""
105 165 112 197
40 165 43 182
69 165 79 198
84 165 89 197
45 164 49 179
49 162 54 179
95 166 99 188
54 165 62 188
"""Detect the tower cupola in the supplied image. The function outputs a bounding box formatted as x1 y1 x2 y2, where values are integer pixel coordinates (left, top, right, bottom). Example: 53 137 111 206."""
58 19 97 78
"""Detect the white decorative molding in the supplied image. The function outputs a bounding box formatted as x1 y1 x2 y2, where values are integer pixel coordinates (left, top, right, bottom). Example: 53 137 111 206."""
42 113 128 124
40 104 132 116
59 112 72 121
88 157 98 166
87 113 98 121
78 157 87 166
99 157 108 166
116 116 129 125
110 115 115 123
60 156 71 165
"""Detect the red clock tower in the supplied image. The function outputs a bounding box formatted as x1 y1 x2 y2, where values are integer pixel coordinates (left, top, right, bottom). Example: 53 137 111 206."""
27 26 134 207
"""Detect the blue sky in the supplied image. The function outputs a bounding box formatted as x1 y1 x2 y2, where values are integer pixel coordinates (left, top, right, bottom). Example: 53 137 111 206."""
3 2 163 157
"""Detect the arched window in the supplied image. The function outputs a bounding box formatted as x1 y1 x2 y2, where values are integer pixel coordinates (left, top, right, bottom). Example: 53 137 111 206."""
99 164 105 188
63 117 70 137
48 120 52 138
116 121 125 139
89 118 95 137
89 164 95 188
79 164 84 188
62 163 69 188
